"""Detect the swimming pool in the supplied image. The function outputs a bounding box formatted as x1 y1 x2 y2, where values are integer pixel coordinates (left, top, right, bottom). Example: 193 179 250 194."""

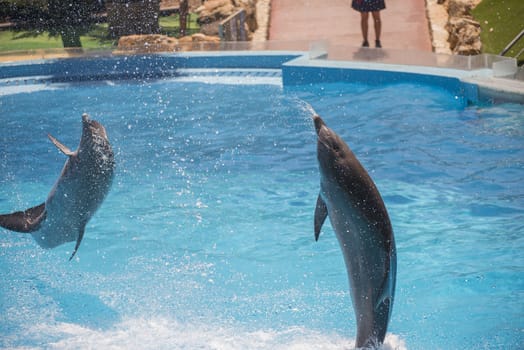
0 53 523 349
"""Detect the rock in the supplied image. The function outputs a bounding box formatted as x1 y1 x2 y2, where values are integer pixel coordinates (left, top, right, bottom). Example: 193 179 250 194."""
251 0 270 41
195 0 257 39
445 0 482 55
427 0 452 54
114 33 223 54
447 0 481 18
115 34 178 54
178 33 221 43
177 36 193 44
447 17 482 54
236 0 258 33
199 22 222 37
196 0 236 24
190 33 221 43
176 33 222 51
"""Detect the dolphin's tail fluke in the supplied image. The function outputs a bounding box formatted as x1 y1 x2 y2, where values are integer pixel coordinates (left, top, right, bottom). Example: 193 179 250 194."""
0 203 46 233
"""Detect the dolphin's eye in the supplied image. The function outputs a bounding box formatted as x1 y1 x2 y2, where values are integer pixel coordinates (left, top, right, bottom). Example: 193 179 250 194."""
333 144 340 152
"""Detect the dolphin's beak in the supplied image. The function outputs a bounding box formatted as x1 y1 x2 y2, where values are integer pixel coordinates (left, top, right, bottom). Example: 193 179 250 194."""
313 116 331 151
81 113 92 135
313 115 325 135
313 115 331 159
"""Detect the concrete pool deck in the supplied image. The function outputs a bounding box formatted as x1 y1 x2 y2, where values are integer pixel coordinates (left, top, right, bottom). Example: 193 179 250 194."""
269 0 433 52
265 0 523 103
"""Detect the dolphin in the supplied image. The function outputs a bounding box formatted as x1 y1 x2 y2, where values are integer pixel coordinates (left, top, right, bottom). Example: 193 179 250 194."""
0 114 115 260
313 115 396 349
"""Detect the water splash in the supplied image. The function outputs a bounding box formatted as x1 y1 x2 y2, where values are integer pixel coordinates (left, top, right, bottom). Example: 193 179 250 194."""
293 97 318 119
15 317 407 350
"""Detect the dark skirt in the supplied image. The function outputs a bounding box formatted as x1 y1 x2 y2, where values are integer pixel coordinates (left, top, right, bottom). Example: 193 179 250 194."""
352 0 386 12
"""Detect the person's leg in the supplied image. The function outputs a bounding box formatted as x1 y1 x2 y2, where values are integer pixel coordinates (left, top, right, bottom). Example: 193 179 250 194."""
360 12 370 47
371 11 382 47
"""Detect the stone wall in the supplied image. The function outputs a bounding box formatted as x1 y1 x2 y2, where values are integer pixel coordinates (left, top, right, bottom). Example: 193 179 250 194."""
115 33 221 54
426 0 452 54
445 0 482 55
428 0 482 55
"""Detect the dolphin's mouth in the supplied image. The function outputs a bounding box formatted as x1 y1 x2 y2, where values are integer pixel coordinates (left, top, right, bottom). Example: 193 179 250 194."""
317 137 331 153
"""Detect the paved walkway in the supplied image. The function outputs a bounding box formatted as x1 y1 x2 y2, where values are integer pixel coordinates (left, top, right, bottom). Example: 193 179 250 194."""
269 0 433 52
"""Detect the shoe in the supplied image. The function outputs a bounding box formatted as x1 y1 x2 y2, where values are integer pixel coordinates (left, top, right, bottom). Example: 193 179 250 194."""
362 40 369 47
375 40 382 48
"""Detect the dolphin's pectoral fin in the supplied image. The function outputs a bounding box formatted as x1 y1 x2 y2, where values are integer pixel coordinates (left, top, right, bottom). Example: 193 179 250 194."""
69 226 85 261
375 272 395 318
375 287 392 313
314 194 328 241
0 203 46 233
371 274 395 345
375 251 396 312
373 294 392 344
48 134 74 156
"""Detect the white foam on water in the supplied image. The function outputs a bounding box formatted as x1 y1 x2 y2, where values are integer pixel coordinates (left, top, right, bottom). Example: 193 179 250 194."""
0 83 59 96
15 317 407 350
172 68 283 86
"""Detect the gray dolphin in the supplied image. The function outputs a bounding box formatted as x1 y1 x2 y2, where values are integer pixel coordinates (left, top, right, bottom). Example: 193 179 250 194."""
0 114 115 260
313 115 396 348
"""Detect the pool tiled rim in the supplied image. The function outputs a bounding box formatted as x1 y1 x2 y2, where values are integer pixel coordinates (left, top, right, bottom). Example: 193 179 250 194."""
0 51 522 105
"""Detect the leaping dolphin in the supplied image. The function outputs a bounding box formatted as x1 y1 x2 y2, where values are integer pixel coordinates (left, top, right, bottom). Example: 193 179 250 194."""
0 114 115 260
313 115 396 348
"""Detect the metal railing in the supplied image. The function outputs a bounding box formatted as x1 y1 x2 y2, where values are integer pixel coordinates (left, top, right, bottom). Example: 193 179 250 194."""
500 29 524 57
218 9 247 42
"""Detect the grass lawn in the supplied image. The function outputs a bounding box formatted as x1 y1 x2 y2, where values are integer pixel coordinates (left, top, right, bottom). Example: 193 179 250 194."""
159 13 200 37
0 14 200 52
0 24 115 51
0 31 63 51
472 0 524 63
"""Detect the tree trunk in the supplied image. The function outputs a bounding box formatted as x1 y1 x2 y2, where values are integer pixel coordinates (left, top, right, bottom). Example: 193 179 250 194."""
179 0 189 37
60 28 82 48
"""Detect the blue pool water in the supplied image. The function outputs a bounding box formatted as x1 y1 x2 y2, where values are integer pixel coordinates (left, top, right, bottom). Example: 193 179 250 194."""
0 69 523 349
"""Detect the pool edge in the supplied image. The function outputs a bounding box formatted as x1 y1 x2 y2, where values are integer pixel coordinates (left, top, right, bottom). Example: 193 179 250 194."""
1 51 523 105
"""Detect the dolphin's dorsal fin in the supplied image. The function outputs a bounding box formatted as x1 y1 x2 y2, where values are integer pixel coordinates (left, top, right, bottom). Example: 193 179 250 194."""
0 203 46 233
69 226 85 261
314 194 328 241
48 134 74 156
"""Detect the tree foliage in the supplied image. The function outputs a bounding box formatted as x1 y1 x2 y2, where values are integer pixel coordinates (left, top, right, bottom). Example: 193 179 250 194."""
0 0 103 47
